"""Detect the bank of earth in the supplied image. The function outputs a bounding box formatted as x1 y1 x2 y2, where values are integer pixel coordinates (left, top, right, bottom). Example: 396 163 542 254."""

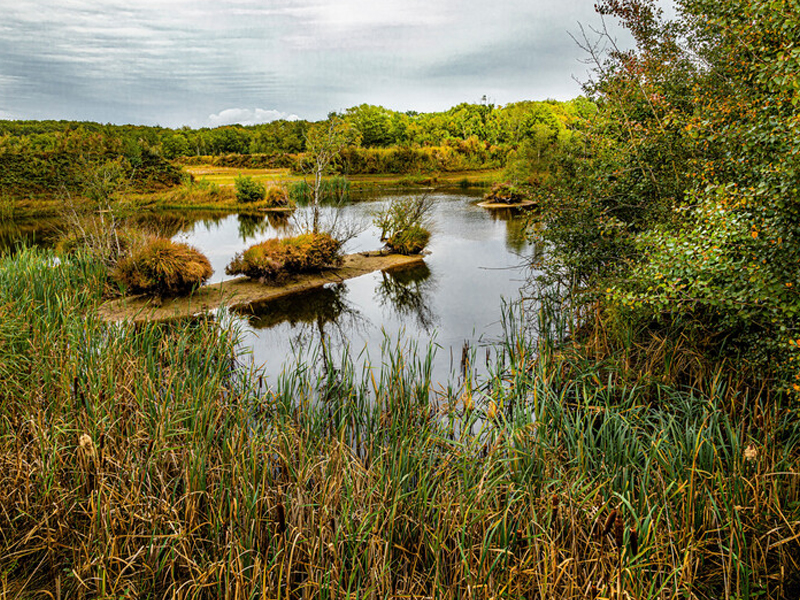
99 251 425 322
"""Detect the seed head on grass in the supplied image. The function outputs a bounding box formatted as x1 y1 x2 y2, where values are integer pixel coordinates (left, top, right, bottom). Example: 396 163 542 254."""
629 526 639 557
602 509 618 538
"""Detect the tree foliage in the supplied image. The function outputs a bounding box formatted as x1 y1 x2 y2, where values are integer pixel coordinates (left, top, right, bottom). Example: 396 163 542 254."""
538 0 800 390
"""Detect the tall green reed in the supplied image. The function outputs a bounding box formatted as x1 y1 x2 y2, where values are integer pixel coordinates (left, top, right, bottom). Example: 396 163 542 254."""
0 247 797 599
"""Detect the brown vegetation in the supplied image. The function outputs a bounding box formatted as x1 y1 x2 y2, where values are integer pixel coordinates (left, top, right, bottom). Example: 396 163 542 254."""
226 232 342 281
112 237 213 297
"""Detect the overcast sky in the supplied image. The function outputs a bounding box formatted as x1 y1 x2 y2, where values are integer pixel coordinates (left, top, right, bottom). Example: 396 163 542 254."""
0 0 640 128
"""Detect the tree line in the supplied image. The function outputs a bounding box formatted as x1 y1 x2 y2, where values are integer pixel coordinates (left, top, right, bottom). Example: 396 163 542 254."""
0 98 595 165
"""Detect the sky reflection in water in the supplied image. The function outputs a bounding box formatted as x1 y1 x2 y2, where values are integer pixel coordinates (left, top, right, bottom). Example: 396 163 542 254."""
162 191 539 385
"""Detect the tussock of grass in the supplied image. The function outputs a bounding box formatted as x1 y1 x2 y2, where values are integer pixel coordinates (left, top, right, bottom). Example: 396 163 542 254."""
264 183 292 208
0 249 798 598
226 232 342 281
113 236 212 296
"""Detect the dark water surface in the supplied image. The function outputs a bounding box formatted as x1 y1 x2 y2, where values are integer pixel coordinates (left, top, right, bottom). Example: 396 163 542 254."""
168 191 539 386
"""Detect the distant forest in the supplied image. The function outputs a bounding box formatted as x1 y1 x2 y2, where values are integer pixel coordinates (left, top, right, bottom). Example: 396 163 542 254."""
0 99 595 195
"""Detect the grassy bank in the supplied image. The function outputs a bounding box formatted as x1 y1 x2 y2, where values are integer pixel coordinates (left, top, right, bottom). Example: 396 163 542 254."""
177 165 499 193
1 167 500 219
1 248 798 598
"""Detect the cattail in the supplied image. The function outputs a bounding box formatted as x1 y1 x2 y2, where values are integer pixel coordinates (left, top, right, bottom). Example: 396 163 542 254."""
602 509 618 538
275 501 286 535
552 495 560 521
629 526 639 557
614 514 624 550
77 433 97 493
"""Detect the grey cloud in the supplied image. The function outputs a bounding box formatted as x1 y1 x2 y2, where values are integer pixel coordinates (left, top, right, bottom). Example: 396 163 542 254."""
0 0 636 126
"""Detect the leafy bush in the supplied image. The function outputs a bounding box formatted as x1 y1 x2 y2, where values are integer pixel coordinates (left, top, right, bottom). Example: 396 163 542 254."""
385 224 430 255
113 237 212 297
234 175 266 203
374 196 433 255
225 233 342 281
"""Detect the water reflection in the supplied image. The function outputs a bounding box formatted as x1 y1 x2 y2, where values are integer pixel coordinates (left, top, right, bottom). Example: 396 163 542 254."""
236 212 292 241
134 210 231 238
374 264 437 332
0 219 61 254
241 283 353 330
484 206 529 253
239 282 365 367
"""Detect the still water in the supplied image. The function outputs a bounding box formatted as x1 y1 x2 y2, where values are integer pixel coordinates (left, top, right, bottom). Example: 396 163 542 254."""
2 191 538 386
167 191 538 386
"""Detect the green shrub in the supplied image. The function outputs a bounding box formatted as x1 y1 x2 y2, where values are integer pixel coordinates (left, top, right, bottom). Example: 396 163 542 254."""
374 196 433 255
226 232 342 281
113 237 213 297
385 224 430 255
234 175 266 203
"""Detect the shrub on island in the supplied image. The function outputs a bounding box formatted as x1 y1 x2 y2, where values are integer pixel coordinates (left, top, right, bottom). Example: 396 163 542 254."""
225 232 342 281
264 184 292 208
374 196 433 255
112 237 213 297
384 225 430 255
482 182 531 205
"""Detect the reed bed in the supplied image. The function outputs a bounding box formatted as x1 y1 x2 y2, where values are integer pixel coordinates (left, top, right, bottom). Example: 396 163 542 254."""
0 248 798 599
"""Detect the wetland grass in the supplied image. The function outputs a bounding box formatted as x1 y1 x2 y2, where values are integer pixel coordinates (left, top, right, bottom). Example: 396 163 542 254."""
0 248 798 598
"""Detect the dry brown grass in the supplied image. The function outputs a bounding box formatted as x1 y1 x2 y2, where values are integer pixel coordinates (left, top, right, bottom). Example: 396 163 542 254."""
112 236 213 297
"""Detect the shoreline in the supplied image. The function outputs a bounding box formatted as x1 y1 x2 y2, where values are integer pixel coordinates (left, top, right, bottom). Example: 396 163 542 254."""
98 251 425 323
476 199 537 209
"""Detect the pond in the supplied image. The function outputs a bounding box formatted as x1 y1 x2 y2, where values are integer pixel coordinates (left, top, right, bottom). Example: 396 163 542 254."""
163 190 541 386
3 190 540 386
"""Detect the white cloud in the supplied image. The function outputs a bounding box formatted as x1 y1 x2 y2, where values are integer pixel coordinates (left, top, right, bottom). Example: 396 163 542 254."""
207 108 299 127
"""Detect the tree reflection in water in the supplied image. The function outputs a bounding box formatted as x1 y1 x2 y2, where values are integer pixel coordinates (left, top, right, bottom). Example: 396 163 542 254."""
236 211 292 242
234 261 437 376
485 206 528 253
237 283 364 374
133 210 231 238
374 263 437 333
